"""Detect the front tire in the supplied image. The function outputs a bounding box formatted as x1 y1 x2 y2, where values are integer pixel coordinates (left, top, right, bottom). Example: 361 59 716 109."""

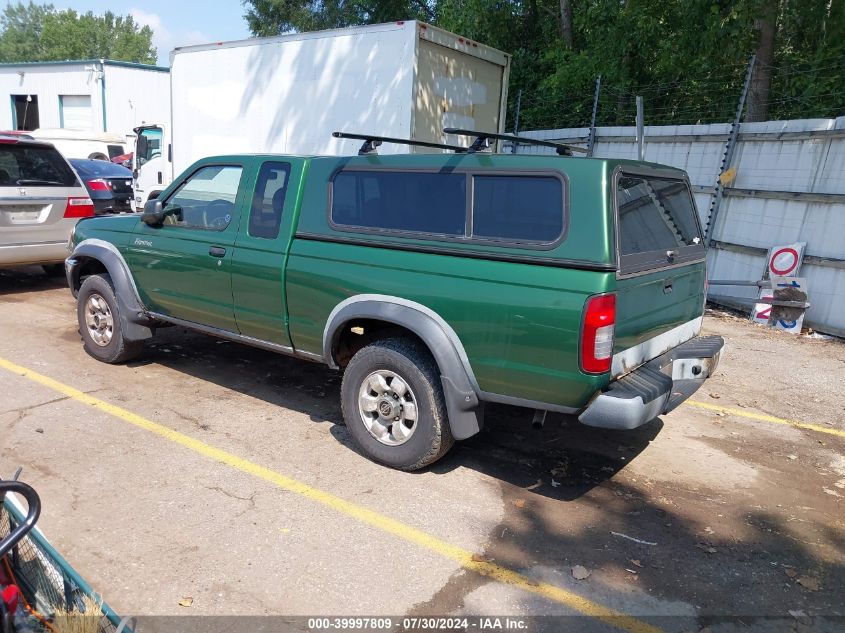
77 274 143 364
341 338 454 471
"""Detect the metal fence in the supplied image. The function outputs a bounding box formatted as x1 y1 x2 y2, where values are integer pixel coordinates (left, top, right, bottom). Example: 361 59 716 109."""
507 117 845 337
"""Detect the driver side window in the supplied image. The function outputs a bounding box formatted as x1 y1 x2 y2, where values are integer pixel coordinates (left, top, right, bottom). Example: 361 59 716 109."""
137 128 163 166
163 165 243 231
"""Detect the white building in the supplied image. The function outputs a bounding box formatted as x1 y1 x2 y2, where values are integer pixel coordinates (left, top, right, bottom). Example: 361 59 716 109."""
0 59 170 138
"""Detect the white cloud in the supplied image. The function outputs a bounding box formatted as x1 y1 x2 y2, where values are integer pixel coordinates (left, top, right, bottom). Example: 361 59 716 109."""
130 8 212 65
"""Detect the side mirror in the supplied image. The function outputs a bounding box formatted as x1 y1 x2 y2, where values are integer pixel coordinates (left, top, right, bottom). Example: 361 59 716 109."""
137 134 148 159
141 199 166 226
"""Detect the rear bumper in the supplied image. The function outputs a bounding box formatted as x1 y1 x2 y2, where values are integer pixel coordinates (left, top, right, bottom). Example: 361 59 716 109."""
579 335 724 430
92 198 132 215
0 241 68 266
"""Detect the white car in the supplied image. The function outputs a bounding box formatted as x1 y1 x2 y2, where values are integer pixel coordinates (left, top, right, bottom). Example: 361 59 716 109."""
0 135 94 273
29 128 127 161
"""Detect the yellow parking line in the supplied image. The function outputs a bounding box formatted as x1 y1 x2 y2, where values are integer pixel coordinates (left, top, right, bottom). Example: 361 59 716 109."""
0 356 659 633
686 400 845 439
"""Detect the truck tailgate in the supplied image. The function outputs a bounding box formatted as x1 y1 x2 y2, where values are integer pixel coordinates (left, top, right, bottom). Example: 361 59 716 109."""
613 263 706 376
611 170 707 378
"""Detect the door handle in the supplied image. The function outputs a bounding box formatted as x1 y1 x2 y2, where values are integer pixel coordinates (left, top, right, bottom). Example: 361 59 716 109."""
663 282 673 294
209 246 226 258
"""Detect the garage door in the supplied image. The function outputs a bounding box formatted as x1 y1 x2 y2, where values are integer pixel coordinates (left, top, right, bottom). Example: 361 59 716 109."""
60 95 93 129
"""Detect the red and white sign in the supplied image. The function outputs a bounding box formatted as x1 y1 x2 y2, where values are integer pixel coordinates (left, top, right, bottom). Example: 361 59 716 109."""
763 242 806 278
751 242 808 334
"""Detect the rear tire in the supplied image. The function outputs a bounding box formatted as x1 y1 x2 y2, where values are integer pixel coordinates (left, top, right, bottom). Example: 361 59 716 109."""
77 274 144 364
341 338 454 471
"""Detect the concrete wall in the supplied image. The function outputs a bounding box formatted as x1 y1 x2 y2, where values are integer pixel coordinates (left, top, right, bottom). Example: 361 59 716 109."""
511 117 845 337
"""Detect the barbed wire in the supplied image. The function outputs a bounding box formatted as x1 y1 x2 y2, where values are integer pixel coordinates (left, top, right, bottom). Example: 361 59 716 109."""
508 60 843 131
756 52 845 73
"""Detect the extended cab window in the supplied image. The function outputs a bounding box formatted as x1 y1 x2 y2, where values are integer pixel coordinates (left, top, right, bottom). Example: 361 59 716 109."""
249 162 290 239
472 175 563 242
331 171 466 235
163 165 243 231
616 174 703 273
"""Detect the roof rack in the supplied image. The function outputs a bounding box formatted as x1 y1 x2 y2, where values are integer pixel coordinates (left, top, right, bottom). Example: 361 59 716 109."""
332 131 467 155
443 128 589 156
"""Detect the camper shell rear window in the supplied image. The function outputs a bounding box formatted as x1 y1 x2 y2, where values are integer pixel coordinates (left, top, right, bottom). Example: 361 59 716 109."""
615 170 704 275
329 168 566 248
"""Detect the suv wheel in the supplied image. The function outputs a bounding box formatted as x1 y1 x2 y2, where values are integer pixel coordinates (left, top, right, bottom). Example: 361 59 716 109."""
77 274 144 364
341 338 454 471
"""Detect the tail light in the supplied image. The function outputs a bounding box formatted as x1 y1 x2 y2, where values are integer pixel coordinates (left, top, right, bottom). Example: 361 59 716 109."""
86 178 111 191
63 196 95 218
580 294 616 374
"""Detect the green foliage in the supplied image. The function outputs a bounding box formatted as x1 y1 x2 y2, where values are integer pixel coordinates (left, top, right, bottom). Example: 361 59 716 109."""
0 2 156 64
244 0 432 36
242 0 844 126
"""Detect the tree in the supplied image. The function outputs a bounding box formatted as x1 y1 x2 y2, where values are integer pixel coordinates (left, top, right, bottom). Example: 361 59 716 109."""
243 0 433 36
559 0 573 49
747 0 779 121
0 2 156 64
241 0 845 127
0 1 50 62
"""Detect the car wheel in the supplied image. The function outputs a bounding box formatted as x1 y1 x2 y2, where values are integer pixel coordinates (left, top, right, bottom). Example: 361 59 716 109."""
341 338 454 471
42 264 65 277
77 273 144 364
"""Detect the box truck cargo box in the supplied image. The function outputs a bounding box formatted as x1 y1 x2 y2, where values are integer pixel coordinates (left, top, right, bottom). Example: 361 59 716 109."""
132 21 510 208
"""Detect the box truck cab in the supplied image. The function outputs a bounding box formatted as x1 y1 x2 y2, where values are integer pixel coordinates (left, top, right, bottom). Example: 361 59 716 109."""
133 124 170 210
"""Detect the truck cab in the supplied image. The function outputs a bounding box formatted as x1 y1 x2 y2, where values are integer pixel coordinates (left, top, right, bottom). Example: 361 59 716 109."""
132 124 171 211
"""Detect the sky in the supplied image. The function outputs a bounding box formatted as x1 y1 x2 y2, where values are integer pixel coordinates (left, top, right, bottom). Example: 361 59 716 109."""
49 0 252 66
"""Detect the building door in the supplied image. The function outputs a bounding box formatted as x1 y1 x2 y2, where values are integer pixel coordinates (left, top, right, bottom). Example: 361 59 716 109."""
11 95 39 131
60 95 93 129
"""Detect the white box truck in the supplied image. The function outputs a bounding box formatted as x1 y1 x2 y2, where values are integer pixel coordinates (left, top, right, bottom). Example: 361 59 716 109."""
132 20 510 209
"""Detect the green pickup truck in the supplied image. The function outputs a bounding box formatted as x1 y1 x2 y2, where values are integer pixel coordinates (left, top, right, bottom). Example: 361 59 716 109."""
65 135 723 470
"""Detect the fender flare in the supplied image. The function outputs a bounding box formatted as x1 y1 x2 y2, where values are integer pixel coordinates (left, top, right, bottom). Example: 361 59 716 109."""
323 295 484 440
66 239 154 341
